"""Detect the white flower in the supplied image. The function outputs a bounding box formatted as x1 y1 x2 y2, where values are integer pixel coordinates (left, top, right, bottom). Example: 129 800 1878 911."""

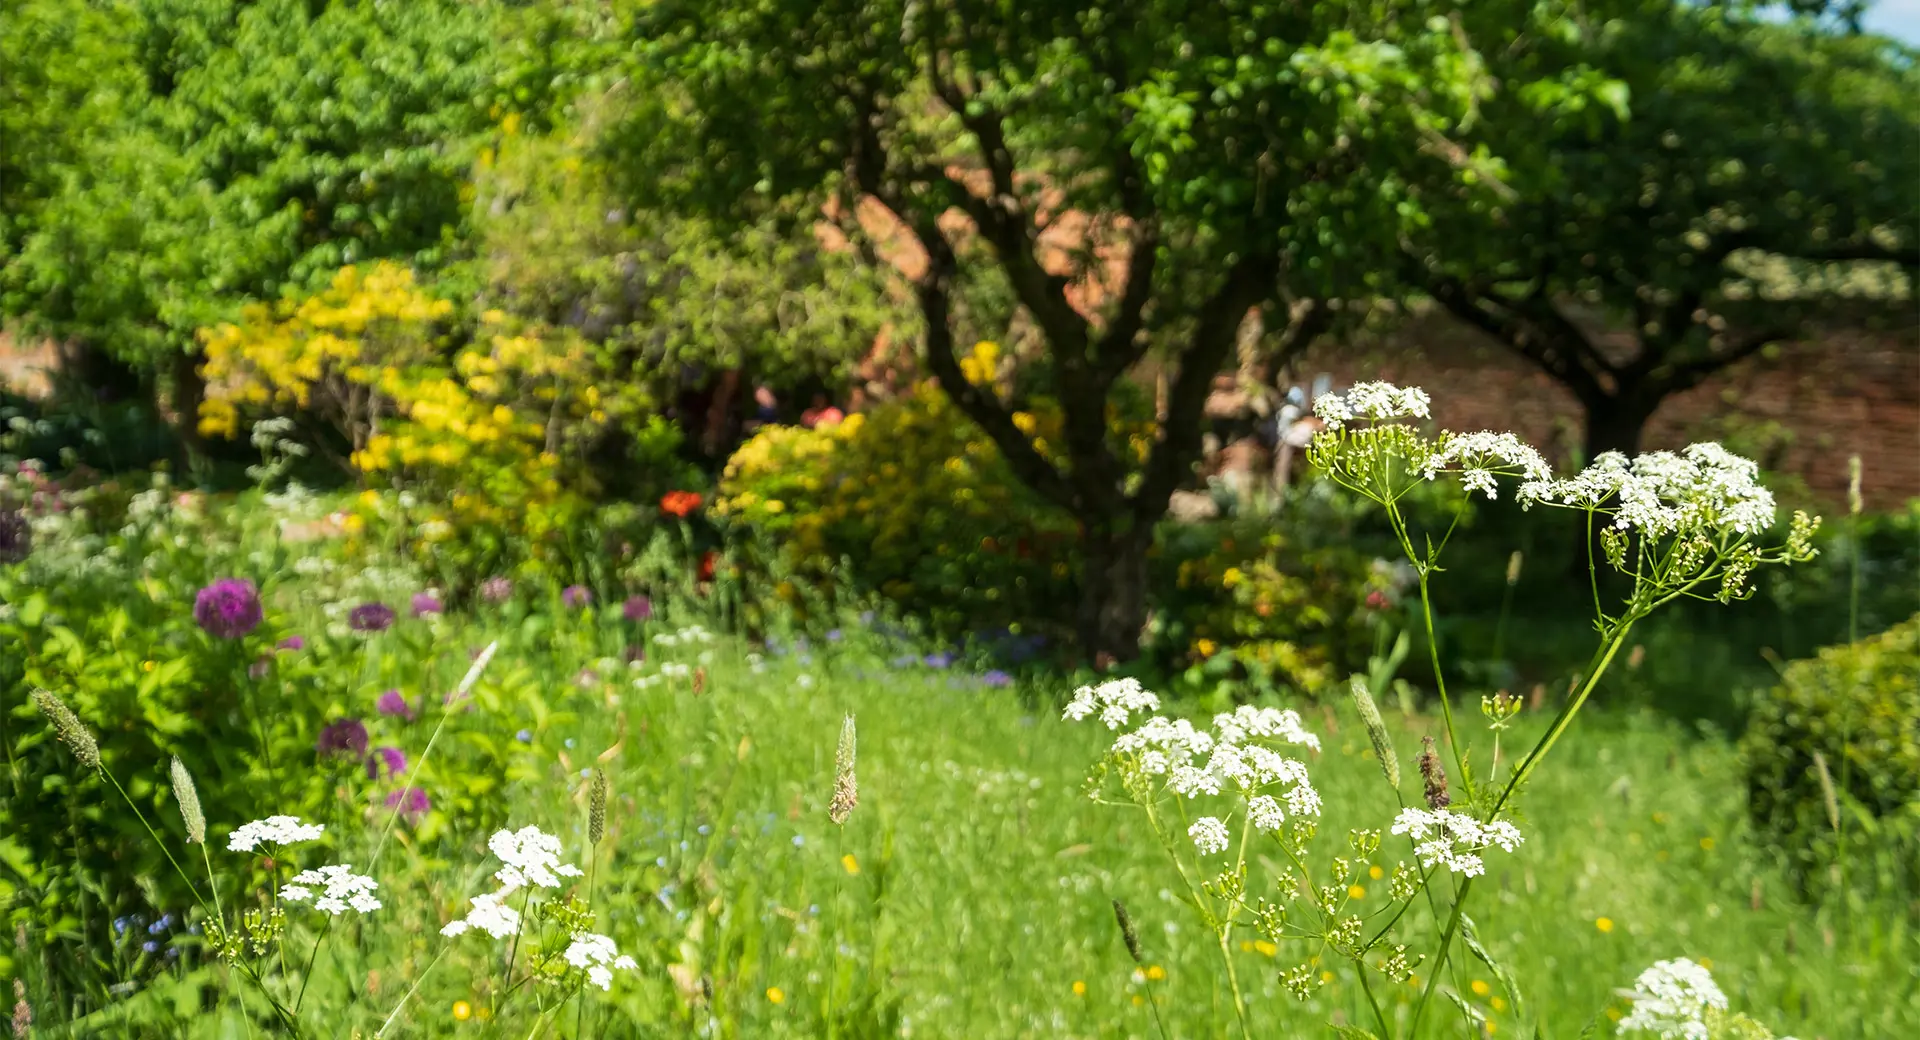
1283 783 1323 818
1169 764 1221 798
1212 705 1321 752
228 815 326 852
1113 716 1214 759
1619 958 1728 1040
281 864 381 916
1422 431 1552 499
562 931 639 991
442 890 520 939
1390 808 1525 876
1521 442 1775 539
1188 816 1232 856
488 826 585 891
1063 678 1162 730
1247 795 1286 832
1314 382 1431 430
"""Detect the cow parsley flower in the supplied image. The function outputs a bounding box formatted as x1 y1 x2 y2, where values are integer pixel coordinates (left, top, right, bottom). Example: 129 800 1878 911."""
1618 958 1728 1040
1188 816 1232 856
442 890 521 939
1170 764 1222 798
228 815 325 852
562 931 639 991
1213 705 1320 752
1113 716 1214 759
280 864 381 916
1390 808 1524 877
1521 443 1776 539
1313 382 1431 430
1063 678 1161 730
488 826 584 891
1247 795 1286 832
1422 431 1552 499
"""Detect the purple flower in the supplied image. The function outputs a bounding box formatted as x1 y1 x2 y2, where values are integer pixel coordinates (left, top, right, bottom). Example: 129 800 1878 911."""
194 579 262 639
858 611 875 626
889 654 919 669
0 508 30 564
982 670 1013 688
515 729 533 743
367 746 407 780
923 652 953 669
375 689 415 721
825 628 843 642
317 719 369 759
277 636 305 651
479 576 513 603
348 603 395 633
385 786 430 820
622 595 653 622
410 593 443 616
563 585 592 609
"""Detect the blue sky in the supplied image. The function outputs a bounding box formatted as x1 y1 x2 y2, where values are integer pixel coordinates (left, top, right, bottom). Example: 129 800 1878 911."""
1862 0 1920 42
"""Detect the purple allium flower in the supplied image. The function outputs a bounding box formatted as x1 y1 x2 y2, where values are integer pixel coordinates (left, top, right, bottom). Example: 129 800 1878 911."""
515 729 533 743
316 718 369 759
562 585 592 608
367 746 407 780
247 656 272 681
622 595 653 622
194 579 262 639
410 593 444 616
0 508 29 564
982 670 1013 688
375 689 415 721
277 635 305 651
479 576 513 603
347 603 395 633
825 628 843 642
923 652 953 669
385 786 430 820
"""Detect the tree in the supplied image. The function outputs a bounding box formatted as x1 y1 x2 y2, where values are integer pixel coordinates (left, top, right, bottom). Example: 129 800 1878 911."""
2 0 501 446
612 0 1578 660
1404 4 1918 461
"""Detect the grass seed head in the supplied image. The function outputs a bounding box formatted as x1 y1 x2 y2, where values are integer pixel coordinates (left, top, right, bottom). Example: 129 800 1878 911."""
31 689 99 771
589 768 609 845
829 714 858 825
1112 899 1143 964
1348 676 1400 791
170 756 206 844
1418 735 1450 810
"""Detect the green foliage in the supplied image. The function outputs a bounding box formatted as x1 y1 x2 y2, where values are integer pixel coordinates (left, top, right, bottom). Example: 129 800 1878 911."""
1740 612 1920 891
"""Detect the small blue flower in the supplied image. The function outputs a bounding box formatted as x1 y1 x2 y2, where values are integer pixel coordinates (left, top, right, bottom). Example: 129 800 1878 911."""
825 628 843 642
516 729 533 743
142 941 159 954
564 738 576 749
792 835 806 847
696 824 711 835
924 652 953 669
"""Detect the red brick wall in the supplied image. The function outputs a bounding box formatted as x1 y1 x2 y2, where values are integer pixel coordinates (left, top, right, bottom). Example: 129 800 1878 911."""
1289 309 1920 511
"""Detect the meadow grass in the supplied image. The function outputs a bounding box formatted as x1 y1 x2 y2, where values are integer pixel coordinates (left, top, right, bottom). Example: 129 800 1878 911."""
39 602 1914 1039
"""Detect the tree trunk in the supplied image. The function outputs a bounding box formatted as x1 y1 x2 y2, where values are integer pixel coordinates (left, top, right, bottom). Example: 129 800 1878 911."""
1580 391 1659 465
1077 523 1154 666
168 350 207 467
53 341 147 404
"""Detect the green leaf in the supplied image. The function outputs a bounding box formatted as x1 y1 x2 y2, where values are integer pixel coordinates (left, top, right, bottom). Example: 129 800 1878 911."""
1461 914 1527 1023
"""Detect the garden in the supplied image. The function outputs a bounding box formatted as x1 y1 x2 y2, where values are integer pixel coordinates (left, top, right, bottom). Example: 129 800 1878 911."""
3 1 1918 1039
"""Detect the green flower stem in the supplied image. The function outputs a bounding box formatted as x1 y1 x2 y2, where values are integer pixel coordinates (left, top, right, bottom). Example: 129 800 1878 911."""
1493 622 1634 818
374 943 449 1038
292 914 334 1016
1408 876 1473 1037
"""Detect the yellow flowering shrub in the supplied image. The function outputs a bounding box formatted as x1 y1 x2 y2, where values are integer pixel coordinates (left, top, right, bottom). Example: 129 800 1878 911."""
199 263 685 583
717 344 1083 639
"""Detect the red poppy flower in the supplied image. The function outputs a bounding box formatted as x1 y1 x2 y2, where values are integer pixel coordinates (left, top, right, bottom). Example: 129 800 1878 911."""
698 551 717 582
660 490 705 518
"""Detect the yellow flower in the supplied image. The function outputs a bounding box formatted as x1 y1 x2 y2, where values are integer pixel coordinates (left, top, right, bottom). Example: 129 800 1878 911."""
142 660 156 673
1492 997 1509 1012
1320 970 1335 983
1595 917 1615 933
1253 940 1277 957
1485 1022 1498 1035
1131 995 1145 1007
1222 567 1244 587
1347 884 1366 900
1369 865 1384 880
1194 638 1217 657
1471 979 1491 997
841 854 860 875
1071 980 1086 997
1699 836 1716 851
451 1000 472 1021
1145 965 1166 981
766 987 785 1004
1652 811 1670 824
1698 957 1712 971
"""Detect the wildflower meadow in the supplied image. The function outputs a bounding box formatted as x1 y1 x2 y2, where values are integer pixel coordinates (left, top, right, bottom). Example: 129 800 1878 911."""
4 1 1918 1037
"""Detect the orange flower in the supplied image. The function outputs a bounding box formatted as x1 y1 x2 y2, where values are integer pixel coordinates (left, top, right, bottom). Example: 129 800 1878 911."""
698 551 718 582
660 490 705 518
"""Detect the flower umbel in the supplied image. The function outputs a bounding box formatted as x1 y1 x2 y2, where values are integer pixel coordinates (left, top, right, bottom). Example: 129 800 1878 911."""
281 864 382 916
228 816 325 852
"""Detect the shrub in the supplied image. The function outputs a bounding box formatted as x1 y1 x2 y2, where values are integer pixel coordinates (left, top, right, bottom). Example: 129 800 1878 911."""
1740 612 1920 891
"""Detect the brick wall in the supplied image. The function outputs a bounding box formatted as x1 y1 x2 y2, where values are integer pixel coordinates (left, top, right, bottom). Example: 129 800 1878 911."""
1287 308 1920 510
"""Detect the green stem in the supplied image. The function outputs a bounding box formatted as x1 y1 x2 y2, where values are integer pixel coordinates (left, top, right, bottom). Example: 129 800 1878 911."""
368 642 497 872
1357 968 1394 1040
1216 933 1253 1040
292 915 333 1015
1493 623 1634 817
374 943 450 1037
1408 877 1474 1036
100 769 208 912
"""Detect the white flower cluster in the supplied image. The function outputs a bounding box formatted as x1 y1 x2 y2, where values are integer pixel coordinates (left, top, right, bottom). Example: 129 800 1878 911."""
1313 382 1432 430
1062 677 1161 730
562 932 639 990
228 816 326 852
1188 817 1232 856
1423 431 1553 499
1521 443 1775 538
442 826 584 939
653 625 716 648
1389 808 1524 877
281 864 381 916
1618 958 1729 1040
1068 683 1322 852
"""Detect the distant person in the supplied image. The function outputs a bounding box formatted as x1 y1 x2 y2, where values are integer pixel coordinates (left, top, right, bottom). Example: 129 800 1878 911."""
745 385 779 432
801 392 844 429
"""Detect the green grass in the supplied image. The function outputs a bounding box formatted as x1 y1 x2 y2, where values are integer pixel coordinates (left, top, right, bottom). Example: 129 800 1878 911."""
20 603 1915 1038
